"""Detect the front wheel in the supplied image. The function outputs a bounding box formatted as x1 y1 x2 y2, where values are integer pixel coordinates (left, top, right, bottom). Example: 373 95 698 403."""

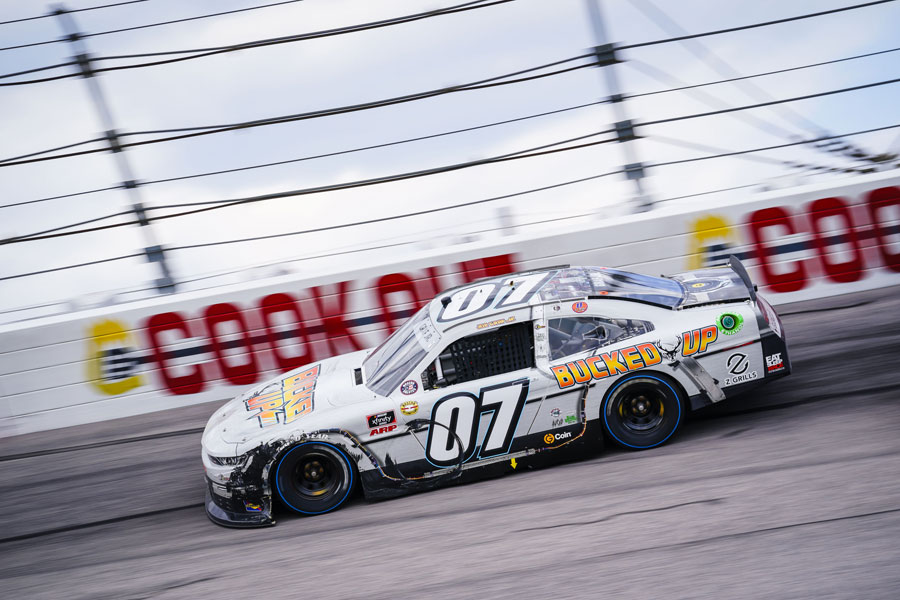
274 442 355 515
602 374 683 449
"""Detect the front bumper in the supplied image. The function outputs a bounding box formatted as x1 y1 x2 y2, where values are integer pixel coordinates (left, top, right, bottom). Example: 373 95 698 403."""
204 477 275 528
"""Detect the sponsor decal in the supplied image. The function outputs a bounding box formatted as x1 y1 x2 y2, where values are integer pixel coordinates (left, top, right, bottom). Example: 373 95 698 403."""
550 408 561 418
717 312 744 335
245 364 320 427
476 316 516 330
400 380 418 395
400 400 419 416
243 501 263 512
552 326 717 389
565 415 577 424
370 424 398 436
726 353 749 375
572 301 588 313
551 416 577 427
551 342 662 389
86 319 144 395
299 432 330 440
367 410 396 428
766 353 785 373
552 305 561 311
544 431 572 445
725 371 758 386
688 214 736 270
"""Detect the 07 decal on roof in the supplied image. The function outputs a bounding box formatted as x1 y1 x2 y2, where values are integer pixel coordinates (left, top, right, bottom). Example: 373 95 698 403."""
436 272 556 323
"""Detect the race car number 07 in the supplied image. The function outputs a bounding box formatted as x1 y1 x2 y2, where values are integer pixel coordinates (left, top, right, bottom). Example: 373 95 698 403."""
424 379 529 467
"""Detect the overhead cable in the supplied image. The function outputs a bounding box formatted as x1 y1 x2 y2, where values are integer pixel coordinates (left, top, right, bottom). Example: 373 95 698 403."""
0 0 511 72
4 120 898 246
0 128 618 242
617 0 896 52
0 99 606 209
0 0 148 27
0 53 596 166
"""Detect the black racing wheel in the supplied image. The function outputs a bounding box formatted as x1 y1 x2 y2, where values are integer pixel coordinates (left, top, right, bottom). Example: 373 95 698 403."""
601 374 683 449
274 442 355 515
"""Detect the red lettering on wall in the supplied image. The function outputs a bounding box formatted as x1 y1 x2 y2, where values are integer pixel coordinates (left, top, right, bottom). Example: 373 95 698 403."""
748 207 807 293
204 303 259 386
376 273 422 335
867 186 900 273
808 197 863 283
145 312 204 395
310 281 365 355
259 293 311 372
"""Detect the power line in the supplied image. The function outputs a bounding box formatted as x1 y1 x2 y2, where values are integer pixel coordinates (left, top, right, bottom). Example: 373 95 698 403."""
0 178 767 284
0 53 596 166
627 0 887 168
0 0 512 76
0 253 143 282
650 135 874 175
0 1 304 54
647 125 900 171
0 99 607 209
625 46 900 101
0 185 123 210
640 78 900 128
0 0 148 27
0 128 618 243
617 0 896 52
6 118 898 246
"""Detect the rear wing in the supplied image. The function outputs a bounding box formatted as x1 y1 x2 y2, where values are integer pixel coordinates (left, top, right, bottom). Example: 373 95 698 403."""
728 255 757 302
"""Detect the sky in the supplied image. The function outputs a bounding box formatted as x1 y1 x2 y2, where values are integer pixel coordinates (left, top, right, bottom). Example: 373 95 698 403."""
0 0 898 322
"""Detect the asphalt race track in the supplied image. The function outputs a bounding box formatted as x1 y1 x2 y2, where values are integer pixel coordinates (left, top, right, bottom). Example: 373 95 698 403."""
1 287 899 599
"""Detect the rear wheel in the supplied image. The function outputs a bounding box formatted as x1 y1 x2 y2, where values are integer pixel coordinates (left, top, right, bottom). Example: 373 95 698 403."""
274 442 355 515
602 374 683 449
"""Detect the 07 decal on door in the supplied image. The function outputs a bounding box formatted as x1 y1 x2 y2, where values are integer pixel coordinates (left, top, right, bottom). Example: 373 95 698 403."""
424 379 529 468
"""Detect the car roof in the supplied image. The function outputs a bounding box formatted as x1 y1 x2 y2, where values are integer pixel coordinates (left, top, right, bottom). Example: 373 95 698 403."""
429 265 685 331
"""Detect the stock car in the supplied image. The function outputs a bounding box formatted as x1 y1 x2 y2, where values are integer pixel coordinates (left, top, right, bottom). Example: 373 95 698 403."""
202 257 790 527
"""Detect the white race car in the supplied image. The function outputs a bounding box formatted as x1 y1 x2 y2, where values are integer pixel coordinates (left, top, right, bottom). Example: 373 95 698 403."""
202 258 789 527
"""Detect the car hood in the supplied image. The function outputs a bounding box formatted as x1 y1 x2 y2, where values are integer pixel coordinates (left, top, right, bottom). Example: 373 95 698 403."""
203 349 376 449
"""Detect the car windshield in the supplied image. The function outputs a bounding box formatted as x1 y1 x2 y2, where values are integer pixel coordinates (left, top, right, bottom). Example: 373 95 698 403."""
363 304 440 397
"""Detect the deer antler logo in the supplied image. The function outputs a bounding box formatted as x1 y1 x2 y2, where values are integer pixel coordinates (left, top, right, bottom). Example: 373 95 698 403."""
654 336 682 362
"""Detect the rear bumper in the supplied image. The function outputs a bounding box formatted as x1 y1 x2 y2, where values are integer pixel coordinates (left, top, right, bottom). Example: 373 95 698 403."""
204 478 275 528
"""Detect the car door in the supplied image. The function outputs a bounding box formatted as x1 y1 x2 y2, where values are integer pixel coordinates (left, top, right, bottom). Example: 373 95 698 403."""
395 309 551 470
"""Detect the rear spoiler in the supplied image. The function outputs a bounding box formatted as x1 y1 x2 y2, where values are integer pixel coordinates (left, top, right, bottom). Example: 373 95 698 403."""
729 255 757 302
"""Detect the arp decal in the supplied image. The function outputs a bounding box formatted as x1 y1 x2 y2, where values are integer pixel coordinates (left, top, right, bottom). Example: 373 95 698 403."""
425 379 529 467
370 424 398 436
244 365 320 427
766 353 785 373
85 319 144 395
367 410 396 428
551 343 663 389
717 312 744 335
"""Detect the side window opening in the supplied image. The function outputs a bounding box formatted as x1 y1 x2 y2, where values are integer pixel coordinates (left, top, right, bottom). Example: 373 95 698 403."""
422 321 534 390
548 317 654 361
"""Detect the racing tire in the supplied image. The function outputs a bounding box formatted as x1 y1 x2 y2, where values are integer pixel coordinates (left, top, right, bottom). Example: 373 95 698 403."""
601 374 683 450
274 442 355 515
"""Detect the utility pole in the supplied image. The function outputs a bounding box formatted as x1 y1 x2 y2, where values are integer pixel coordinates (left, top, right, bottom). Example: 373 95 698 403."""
53 4 176 293
584 0 652 213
